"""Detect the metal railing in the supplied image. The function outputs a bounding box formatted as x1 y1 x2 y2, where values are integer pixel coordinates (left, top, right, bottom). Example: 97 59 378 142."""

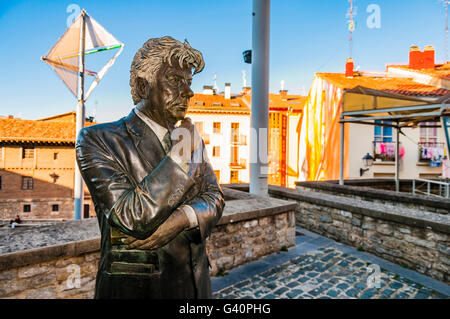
412 178 450 198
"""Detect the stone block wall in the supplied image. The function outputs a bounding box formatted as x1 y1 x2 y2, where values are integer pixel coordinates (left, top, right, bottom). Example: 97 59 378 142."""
0 250 100 299
206 211 296 275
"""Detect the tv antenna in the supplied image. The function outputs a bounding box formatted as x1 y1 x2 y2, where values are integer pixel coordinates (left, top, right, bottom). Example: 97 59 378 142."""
346 0 357 58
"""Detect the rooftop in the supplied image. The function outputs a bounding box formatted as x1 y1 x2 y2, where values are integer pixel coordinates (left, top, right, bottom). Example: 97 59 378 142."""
316 72 450 97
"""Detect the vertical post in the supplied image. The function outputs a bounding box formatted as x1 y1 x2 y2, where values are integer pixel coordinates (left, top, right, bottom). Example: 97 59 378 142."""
395 124 400 192
74 10 86 220
250 0 270 196
339 121 344 185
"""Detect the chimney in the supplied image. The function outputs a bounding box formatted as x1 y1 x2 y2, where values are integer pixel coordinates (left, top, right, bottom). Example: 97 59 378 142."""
203 85 214 95
279 90 288 96
225 83 231 99
345 58 354 77
242 87 251 95
8 115 14 119
409 45 435 70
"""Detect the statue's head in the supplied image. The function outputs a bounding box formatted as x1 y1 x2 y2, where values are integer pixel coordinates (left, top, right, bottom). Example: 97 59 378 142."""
130 36 204 126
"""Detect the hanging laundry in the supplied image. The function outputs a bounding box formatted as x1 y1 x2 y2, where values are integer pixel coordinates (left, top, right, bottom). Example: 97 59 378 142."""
380 143 386 154
386 144 395 156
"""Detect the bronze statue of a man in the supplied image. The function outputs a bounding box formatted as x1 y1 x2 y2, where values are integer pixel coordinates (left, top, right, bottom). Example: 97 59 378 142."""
76 36 225 299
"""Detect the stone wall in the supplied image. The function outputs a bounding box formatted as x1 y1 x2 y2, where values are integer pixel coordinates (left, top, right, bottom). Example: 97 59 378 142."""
0 250 100 299
0 192 296 299
270 185 450 283
206 211 295 275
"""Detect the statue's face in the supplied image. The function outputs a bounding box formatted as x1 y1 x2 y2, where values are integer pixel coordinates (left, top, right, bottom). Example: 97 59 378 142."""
148 61 194 126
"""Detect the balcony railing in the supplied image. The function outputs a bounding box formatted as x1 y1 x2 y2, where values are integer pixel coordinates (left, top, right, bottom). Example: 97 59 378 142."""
229 159 247 169
230 134 247 146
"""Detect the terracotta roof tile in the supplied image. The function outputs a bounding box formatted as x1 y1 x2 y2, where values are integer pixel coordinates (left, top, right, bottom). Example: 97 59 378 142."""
317 73 450 96
387 63 450 81
0 116 96 144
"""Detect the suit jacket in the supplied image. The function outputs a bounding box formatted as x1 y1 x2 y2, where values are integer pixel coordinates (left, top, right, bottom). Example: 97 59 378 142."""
75 110 224 299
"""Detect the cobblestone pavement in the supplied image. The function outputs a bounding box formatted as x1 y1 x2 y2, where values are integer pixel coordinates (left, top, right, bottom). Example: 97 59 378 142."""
212 228 450 299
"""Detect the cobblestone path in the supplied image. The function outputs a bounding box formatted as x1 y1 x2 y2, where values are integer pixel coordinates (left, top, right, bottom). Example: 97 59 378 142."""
212 229 449 299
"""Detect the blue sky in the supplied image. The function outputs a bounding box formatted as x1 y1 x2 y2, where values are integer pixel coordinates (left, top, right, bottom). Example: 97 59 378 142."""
0 0 446 122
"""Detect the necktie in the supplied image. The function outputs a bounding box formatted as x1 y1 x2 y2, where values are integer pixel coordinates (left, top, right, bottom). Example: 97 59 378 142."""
162 131 172 153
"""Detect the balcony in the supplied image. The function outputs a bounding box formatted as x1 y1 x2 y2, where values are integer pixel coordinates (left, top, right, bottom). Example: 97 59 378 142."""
418 142 445 164
230 134 247 146
373 141 396 163
229 159 247 170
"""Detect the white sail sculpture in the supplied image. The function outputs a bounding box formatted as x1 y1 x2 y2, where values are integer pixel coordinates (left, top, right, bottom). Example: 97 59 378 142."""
41 9 124 220
41 10 124 99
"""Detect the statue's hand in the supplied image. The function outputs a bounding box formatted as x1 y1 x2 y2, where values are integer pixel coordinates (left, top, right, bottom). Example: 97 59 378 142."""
124 208 190 250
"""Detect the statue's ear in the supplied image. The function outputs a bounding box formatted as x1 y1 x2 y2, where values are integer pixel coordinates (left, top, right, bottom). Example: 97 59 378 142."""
136 77 149 100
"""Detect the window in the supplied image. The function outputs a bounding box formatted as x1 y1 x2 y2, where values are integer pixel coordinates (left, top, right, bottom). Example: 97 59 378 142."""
23 204 31 213
213 122 221 134
84 204 90 219
420 122 438 147
22 176 33 190
22 147 34 159
374 121 393 142
52 204 59 212
231 123 240 143
230 170 239 183
230 146 239 164
213 146 220 157
214 170 220 182
53 152 58 160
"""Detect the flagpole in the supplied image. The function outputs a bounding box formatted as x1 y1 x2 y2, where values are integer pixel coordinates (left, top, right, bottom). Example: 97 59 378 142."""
74 9 86 220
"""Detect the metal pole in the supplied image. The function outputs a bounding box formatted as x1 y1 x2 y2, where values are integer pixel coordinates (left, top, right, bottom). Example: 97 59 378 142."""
250 0 270 196
339 121 344 185
74 10 86 220
395 124 400 192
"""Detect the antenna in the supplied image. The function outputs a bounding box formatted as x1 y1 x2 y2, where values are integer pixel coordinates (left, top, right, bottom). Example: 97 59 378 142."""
242 70 247 88
213 72 219 93
346 0 357 58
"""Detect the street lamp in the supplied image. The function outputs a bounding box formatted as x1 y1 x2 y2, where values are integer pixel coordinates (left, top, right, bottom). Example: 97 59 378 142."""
360 153 374 177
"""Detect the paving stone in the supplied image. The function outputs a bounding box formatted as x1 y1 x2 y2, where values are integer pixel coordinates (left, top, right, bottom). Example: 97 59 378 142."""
389 282 403 290
360 288 378 299
286 289 303 298
345 288 359 297
336 283 350 290
273 287 289 295
286 281 300 288
381 289 395 298
327 290 340 298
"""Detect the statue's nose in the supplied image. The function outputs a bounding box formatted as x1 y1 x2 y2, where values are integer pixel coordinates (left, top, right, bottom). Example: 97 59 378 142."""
181 85 194 99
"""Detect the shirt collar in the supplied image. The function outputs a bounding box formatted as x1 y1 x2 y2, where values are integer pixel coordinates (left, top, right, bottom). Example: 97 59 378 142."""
133 107 168 144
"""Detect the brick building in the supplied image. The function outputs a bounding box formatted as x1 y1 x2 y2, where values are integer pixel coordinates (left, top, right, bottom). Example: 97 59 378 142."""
0 112 95 221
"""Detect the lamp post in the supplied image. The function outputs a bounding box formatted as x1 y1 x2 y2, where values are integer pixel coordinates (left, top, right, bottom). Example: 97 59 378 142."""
360 153 374 177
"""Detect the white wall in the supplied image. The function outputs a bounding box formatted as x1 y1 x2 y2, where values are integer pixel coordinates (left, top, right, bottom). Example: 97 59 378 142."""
347 122 446 180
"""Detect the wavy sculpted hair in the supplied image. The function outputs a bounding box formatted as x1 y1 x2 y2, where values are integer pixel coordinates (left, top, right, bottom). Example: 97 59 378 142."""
129 36 205 105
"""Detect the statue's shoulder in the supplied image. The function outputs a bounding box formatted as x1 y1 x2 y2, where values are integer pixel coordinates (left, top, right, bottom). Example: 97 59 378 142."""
77 117 128 145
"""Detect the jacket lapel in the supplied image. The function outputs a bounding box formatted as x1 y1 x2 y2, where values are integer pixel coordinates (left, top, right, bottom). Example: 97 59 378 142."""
124 110 166 172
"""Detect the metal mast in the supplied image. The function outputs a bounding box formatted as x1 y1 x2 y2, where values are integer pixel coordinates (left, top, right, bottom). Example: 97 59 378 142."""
74 9 86 220
250 0 270 196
